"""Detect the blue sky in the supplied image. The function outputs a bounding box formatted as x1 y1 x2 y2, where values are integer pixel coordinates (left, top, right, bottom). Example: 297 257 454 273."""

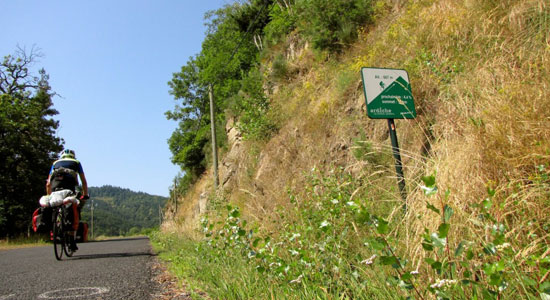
1 0 229 196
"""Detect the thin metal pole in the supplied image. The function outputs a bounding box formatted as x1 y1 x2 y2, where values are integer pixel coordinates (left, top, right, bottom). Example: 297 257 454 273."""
173 177 177 215
91 199 94 240
387 119 407 207
209 84 219 189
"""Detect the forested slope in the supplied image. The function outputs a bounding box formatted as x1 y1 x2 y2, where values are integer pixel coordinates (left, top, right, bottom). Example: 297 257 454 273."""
82 185 166 237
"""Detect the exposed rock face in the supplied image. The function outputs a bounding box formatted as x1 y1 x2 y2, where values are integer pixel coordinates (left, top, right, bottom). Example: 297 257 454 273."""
198 192 207 214
220 118 242 189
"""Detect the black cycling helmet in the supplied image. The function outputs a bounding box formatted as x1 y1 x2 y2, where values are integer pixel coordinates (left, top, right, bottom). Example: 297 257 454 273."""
59 149 76 159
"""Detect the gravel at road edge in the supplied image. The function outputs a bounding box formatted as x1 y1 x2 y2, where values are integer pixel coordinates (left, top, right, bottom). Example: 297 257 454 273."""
151 259 209 300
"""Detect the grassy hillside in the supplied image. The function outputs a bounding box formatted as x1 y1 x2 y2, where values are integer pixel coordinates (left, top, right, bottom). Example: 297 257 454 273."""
156 0 549 299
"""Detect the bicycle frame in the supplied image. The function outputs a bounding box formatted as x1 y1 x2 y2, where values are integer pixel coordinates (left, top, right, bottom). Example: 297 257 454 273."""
52 203 75 260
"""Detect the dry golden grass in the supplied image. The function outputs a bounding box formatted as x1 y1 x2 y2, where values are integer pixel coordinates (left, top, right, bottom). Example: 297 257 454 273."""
394 0 549 265
0 241 46 250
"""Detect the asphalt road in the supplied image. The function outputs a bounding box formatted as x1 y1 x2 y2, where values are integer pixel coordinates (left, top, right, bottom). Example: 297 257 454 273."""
0 237 160 299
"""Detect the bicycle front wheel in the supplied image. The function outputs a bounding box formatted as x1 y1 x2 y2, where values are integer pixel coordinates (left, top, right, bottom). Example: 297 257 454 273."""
52 209 64 260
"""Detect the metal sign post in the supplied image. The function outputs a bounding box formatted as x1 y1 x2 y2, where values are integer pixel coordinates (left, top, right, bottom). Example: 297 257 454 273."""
387 119 407 203
361 67 416 208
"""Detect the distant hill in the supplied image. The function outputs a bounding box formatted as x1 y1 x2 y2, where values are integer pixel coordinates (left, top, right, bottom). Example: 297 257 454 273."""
80 185 167 237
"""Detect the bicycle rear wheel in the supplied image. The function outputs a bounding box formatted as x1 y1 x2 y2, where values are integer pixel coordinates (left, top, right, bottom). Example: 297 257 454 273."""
53 209 64 260
64 233 74 257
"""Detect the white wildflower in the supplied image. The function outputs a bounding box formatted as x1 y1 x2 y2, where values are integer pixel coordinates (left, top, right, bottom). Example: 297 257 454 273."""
331 199 339 204
430 281 441 289
498 280 509 292
290 274 304 284
410 270 419 275
289 233 301 241
320 220 331 229
430 279 457 289
300 259 313 268
346 201 358 208
495 243 511 251
317 242 326 252
361 254 377 265
421 185 437 195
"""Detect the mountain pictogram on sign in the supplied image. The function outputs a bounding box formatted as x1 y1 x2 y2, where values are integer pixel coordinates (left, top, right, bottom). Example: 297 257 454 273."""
361 68 416 119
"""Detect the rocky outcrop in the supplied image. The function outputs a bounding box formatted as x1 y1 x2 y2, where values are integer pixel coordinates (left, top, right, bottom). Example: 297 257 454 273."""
219 118 242 189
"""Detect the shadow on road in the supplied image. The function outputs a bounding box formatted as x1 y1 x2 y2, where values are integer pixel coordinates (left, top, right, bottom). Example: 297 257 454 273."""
70 251 155 260
86 236 150 243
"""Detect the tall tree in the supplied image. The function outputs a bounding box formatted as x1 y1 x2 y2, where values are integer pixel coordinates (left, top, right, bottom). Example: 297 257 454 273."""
167 3 263 181
167 56 210 179
0 47 63 237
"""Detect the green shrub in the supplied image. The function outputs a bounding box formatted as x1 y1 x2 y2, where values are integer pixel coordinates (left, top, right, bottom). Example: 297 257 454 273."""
263 2 296 46
270 53 288 82
167 126 209 178
295 0 375 51
233 68 279 141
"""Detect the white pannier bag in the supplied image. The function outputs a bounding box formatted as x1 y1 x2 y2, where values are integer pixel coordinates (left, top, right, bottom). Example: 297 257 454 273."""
39 189 79 207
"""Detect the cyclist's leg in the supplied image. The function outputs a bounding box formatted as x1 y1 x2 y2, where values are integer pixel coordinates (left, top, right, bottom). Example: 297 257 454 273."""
71 204 79 231
67 204 79 251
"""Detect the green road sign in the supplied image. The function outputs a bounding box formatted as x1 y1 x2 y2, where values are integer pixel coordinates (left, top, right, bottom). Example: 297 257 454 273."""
361 67 416 119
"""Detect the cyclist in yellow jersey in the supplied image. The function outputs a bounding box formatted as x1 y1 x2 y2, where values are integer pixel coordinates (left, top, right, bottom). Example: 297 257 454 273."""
46 149 89 251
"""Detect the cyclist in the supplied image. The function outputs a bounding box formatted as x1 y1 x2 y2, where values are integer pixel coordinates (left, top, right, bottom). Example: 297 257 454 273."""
46 149 89 251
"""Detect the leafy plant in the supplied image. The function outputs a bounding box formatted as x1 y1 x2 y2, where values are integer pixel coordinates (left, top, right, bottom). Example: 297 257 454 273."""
187 172 550 299
197 168 398 298
233 68 279 141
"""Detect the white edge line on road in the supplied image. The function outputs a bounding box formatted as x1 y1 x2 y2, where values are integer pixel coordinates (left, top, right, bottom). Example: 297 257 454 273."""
37 287 110 299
